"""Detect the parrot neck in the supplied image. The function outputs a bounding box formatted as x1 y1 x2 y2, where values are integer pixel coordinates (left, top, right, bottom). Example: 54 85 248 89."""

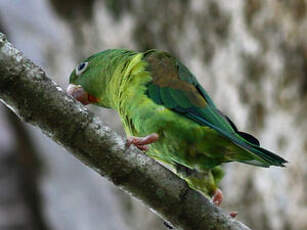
108 53 151 111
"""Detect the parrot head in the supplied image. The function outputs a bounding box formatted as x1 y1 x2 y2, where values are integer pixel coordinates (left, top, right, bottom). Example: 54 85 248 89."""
67 61 99 105
67 49 134 107
67 51 106 106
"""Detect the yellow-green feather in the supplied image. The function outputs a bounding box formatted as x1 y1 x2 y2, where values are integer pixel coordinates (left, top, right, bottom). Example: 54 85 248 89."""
69 49 287 196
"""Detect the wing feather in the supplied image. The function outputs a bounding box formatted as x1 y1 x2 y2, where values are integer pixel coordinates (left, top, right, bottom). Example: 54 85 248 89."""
143 50 287 167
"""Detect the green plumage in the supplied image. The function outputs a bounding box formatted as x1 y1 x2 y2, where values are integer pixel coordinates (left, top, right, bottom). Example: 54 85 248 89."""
69 49 287 196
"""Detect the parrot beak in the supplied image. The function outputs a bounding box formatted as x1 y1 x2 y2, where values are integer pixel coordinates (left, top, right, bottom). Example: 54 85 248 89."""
66 84 99 105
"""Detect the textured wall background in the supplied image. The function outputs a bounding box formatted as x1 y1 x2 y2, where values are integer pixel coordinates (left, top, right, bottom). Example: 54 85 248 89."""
0 0 306 229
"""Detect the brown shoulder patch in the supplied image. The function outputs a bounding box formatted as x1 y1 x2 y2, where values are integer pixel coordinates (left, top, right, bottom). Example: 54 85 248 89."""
145 52 206 108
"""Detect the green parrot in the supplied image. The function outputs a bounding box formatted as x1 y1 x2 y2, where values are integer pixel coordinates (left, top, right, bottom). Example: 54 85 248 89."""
67 49 287 205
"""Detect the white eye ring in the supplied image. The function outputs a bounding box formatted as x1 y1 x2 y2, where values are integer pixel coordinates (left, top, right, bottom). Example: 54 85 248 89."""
75 61 88 76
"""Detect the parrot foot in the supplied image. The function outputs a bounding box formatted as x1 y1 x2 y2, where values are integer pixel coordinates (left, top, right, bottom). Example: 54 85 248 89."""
230 211 238 218
126 133 159 151
212 188 223 206
212 189 237 218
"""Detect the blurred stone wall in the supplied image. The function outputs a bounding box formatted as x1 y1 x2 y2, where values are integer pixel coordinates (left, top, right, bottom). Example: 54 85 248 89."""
0 0 306 229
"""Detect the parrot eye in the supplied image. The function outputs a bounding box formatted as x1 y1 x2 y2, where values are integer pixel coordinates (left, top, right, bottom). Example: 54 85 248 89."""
75 62 88 76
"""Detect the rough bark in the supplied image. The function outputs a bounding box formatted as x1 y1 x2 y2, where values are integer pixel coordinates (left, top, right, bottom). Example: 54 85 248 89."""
0 32 251 230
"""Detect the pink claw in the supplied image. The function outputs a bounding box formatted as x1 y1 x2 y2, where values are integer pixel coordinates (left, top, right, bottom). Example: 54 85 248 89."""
212 188 223 206
230 211 238 218
126 133 159 151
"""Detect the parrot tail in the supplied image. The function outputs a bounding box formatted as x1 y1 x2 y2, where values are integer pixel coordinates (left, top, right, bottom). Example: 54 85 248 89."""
186 112 288 168
221 115 288 167
237 143 288 167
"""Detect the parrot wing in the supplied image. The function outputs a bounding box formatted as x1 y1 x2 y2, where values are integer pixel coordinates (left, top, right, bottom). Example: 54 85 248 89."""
143 50 287 167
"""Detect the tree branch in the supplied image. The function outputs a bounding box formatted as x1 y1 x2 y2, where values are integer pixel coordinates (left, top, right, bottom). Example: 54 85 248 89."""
0 32 251 230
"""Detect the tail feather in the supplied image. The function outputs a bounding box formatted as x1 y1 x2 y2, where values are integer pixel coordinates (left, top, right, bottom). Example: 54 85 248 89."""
185 112 287 168
227 132 287 168
248 145 287 167
217 112 287 167
233 136 288 168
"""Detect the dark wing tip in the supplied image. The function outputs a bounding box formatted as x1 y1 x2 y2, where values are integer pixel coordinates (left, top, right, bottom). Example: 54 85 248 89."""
237 131 260 146
218 110 261 146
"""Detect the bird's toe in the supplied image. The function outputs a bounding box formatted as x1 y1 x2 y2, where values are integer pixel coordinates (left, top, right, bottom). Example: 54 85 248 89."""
212 188 223 206
126 133 159 152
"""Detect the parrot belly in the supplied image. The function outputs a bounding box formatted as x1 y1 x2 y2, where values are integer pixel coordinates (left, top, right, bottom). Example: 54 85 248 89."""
121 95 234 172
